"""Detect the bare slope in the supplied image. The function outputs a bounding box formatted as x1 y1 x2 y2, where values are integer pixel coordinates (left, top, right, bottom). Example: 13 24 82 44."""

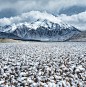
66 30 86 41
0 38 23 43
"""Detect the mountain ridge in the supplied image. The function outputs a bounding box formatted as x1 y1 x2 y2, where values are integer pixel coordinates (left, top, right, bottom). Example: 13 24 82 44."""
0 19 81 41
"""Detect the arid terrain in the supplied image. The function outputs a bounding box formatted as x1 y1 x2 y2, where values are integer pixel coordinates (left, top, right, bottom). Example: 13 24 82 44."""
0 39 23 43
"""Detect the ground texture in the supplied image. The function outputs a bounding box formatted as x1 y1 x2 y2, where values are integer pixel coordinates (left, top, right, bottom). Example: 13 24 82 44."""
0 42 86 87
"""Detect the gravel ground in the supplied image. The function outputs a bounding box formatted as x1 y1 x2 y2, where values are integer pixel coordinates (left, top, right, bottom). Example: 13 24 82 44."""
0 42 86 87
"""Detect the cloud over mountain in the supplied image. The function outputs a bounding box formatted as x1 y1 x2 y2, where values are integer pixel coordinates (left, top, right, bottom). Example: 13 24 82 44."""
0 11 86 30
0 11 61 26
58 11 86 30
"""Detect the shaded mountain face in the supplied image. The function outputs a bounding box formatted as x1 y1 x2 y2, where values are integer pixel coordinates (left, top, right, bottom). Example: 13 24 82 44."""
0 31 21 40
0 19 81 41
66 30 86 42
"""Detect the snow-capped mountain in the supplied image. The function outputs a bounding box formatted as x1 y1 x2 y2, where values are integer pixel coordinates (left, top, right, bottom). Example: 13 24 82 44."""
0 19 81 41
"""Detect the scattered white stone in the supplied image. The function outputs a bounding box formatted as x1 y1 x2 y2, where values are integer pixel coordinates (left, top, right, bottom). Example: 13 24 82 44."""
0 42 85 87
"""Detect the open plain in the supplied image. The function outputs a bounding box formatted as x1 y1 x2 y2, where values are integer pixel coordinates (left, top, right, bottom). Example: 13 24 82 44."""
0 42 86 87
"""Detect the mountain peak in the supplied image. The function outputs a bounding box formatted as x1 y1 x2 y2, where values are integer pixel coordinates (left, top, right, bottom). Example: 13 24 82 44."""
0 18 81 41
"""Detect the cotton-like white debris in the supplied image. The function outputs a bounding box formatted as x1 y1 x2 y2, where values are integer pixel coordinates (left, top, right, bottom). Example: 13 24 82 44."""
0 42 86 87
0 81 4 84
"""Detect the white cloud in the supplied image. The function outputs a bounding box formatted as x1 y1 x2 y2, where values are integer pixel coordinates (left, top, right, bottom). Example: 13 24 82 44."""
0 17 11 26
0 11 61 26
0 0 86 16
0 11 86 31
57 11 86 30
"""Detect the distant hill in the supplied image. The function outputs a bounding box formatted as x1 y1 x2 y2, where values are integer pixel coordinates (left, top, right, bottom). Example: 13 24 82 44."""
66 30 86 42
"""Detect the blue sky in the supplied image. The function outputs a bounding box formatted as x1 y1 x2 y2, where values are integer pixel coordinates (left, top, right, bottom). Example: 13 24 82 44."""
0 0 86 30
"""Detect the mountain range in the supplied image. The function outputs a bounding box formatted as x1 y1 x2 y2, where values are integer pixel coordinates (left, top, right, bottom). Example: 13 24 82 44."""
0 19 81 41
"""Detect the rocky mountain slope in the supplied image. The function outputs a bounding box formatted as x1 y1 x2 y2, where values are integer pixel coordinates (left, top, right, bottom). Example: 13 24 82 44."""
0 19 81 41
66 30 86 42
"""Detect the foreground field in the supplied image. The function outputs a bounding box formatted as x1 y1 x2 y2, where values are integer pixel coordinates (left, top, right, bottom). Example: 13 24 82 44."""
0 42 86 87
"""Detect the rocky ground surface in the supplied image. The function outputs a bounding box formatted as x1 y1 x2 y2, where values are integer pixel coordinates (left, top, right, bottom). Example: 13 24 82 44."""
0 42 86 87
